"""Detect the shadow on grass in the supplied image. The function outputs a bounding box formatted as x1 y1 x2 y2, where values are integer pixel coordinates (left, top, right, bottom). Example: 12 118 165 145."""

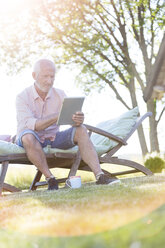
0 199 165 248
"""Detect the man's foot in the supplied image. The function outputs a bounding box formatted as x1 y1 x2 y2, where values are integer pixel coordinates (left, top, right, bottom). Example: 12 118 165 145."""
96 174 120 185
47 177 58 190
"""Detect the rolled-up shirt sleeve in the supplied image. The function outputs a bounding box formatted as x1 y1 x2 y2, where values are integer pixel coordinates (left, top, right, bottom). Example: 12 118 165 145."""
16 95 37 132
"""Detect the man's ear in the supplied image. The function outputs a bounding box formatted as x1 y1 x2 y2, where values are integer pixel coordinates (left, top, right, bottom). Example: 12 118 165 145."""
32 72 36 80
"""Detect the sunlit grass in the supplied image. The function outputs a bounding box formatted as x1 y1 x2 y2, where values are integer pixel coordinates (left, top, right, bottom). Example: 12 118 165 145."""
1 175 165 237
5 165 37 189
5 165 96 190
2 157 165 237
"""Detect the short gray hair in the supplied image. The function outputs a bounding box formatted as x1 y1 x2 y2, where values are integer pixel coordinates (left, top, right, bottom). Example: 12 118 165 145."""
33 59 56 74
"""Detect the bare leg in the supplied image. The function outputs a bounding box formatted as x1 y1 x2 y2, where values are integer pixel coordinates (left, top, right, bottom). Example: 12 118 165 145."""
22 134 53 178
74 125 102 177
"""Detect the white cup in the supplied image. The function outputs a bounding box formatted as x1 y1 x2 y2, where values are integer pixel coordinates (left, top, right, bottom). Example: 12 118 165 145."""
65 176 81 189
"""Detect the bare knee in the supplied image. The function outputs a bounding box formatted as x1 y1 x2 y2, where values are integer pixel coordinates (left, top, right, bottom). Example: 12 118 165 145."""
22 134 39 148
74 125 88 142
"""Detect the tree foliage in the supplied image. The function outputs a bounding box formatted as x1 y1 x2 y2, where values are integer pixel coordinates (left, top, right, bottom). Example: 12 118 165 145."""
0 0 165 155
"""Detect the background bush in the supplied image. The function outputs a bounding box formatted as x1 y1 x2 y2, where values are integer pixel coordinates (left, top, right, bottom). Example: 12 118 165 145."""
144 156 165 173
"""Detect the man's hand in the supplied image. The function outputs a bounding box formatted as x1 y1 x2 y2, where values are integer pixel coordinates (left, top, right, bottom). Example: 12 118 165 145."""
72 111 84 126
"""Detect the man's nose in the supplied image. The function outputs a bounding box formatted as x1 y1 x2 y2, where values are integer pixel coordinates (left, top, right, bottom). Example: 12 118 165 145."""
47 77 53 84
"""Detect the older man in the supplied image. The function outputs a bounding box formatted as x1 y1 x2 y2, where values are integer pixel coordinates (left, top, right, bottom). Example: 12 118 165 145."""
16 59 119 190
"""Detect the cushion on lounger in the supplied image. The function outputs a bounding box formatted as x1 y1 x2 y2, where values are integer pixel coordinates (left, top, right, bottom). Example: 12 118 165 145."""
90 107 139 155
0 141 78 156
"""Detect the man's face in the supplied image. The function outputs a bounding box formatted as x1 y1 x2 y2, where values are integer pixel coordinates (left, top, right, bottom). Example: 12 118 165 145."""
34 63 55 93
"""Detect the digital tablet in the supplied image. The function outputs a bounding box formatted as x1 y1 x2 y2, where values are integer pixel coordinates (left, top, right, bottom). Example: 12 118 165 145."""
57 97 85 125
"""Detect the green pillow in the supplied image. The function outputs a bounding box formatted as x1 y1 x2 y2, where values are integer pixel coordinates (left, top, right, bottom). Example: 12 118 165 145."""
90 107 139 154
0 141 78 156
0 141 25 155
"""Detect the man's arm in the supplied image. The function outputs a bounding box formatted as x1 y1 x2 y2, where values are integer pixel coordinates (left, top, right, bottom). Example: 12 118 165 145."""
16 95 37 131
36 111 85 130
34 112 59 131
16 94 59 132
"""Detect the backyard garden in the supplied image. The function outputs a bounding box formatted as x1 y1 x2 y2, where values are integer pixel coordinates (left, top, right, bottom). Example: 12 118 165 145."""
0 0 165 247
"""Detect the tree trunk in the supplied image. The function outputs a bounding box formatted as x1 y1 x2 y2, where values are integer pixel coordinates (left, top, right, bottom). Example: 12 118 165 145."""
129 79 149 156
137 127 149 156
147 99 160 152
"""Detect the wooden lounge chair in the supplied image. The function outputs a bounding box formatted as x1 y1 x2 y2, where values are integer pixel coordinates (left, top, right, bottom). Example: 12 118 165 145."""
0 107 153 195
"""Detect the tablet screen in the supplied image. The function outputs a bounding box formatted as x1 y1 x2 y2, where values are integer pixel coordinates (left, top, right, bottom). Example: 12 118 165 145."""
57 97 85 125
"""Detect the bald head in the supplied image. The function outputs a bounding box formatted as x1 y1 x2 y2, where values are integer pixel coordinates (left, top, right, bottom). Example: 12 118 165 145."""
33 59 56 75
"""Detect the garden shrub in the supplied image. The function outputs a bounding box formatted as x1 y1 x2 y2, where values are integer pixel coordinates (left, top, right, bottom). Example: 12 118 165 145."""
144 155 165 173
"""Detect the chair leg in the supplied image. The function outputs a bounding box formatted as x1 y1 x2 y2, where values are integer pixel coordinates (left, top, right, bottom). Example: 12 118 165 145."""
3 183 21 192
0 161 9 196
29 170 42 191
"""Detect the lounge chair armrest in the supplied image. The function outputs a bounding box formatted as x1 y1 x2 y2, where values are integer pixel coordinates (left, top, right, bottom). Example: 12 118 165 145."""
84 124 127 145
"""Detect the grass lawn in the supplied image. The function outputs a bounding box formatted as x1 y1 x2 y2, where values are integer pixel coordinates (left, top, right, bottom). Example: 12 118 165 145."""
0 169 165 248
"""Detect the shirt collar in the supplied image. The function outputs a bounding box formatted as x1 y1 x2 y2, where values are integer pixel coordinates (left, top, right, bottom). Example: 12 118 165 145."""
45 88 53 99
32 84 39 100
32 84 53 100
